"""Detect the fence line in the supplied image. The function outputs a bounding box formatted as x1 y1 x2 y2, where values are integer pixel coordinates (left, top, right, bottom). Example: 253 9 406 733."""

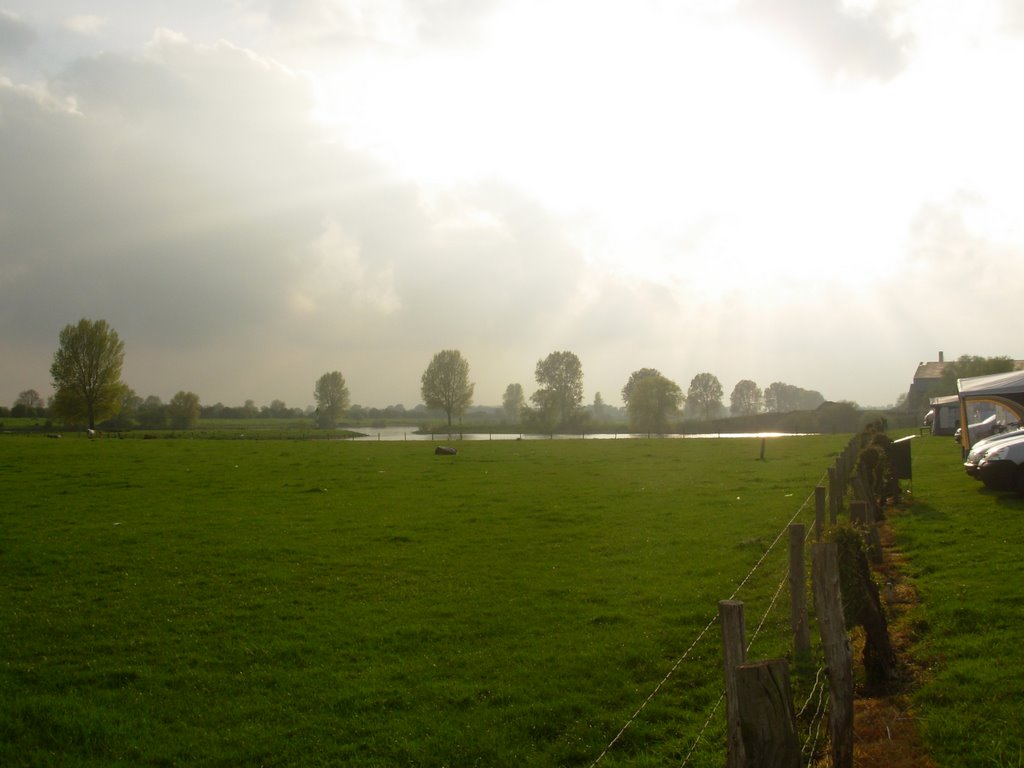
678 692 725 767
590 473 828 767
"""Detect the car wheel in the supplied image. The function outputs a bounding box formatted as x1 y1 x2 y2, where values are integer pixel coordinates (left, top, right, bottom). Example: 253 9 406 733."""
1017 465 1024 497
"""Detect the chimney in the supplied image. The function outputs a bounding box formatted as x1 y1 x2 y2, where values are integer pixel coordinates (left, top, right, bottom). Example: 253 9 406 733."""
939 351 944 363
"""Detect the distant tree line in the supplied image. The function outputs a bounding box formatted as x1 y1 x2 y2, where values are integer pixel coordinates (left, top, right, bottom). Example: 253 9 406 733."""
26 317 845 432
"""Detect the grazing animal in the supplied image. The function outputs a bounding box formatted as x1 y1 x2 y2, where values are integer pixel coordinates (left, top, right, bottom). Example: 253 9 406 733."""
434 446 457 456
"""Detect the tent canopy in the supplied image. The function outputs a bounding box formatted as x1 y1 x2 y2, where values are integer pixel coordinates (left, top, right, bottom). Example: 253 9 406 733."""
957 370 1024 448
957 370 1024 399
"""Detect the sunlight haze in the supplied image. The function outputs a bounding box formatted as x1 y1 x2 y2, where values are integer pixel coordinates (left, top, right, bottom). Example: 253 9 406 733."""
2 0 1022 411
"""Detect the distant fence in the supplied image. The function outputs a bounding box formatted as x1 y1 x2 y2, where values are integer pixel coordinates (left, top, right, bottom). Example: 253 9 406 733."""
589 433 884 767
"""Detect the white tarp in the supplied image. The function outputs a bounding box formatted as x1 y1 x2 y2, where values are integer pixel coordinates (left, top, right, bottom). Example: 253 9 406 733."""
957 370 1024 448
957 370 1024 397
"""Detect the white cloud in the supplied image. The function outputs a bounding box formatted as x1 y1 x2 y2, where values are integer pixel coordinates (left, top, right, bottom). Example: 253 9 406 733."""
63 14 107 37
1 1 1023 411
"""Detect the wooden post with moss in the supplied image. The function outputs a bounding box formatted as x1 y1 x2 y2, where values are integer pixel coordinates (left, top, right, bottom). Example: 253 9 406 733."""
814 485 826 540
719 600 748 768
789 524 810 655
812 541 854 768
735 659 800 768
827 466 840 525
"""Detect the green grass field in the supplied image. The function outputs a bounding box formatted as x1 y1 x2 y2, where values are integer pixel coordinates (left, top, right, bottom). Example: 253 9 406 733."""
4 432 1022 767
1 434 845 767
889 434 1024 768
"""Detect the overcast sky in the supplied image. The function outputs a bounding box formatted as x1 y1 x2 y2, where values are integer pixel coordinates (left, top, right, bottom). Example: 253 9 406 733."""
2 1 1022 411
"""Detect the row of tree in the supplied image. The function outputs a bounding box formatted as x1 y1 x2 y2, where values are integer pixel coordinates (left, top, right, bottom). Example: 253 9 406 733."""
414 348 825 433
37 318 827 431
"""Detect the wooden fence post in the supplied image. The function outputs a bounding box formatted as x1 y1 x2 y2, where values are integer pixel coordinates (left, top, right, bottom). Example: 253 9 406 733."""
814 485 826 541
735 659 801 768
788 525 810 655
812 542 854 768
719 600 748 768
827 466 840 525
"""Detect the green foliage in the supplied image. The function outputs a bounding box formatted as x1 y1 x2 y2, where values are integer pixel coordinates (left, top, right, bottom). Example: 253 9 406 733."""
313 371 350 428
686 373 723 421
167 391 201 429
531 351 584 428
729 379 762 416
939 354 1016 393
421 350 474 428
763 382 825 413
0 433 848 767
49 318 126 428
623 370 683 434
502 383 525 423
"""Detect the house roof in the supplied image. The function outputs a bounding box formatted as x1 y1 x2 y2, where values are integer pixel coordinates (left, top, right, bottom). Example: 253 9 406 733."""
913 361 950 382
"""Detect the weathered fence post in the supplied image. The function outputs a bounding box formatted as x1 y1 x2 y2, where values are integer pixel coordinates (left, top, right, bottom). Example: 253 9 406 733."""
812 542 854 768
814 485 826 541
789 525 811 656
735 659 801 768
827 466 840 525
719 600 748 768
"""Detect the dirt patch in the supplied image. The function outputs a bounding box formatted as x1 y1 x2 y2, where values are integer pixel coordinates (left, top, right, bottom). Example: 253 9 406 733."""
848 503 936 768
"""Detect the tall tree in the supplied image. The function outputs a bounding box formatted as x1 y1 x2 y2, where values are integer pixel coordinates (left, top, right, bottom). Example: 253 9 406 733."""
314 371 350 428
625 370 683 434
502 383 525 423
764 382 825 413
168 391 201 429
49 318 126 428
421 350 474 428
621 368 663 408
729 379 763 416
12 389 46 417
939 355 1015 392
687 372 724 421
532 350 584 427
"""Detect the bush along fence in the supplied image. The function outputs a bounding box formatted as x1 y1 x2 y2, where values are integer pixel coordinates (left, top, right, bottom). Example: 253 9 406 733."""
589 422 905 768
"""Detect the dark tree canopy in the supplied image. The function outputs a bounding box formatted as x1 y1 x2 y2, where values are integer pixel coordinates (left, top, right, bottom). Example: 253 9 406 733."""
168 391 201 429
730 379 763 416
763 381 825 413
49 318 126 428
502 383 525 423
314 371 350 428
421 350 474 428
625 370 683 433
687 372 724 421
621 368 662 408
532 351 584 427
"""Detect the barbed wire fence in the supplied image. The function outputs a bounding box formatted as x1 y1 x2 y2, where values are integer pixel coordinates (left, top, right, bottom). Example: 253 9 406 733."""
588 469 836 768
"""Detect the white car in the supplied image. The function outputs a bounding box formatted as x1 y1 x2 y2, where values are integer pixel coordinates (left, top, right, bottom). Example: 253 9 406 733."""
975 431 1024 495
964 427 1024 479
